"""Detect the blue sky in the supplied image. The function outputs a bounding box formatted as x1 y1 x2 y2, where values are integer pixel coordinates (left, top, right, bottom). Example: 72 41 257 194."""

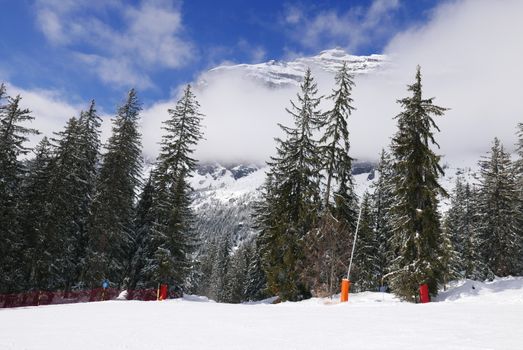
0 0 440 110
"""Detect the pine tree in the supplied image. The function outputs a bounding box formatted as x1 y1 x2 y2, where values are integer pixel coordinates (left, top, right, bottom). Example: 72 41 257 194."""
0 87 39 292
515 123 523 274
210 232 232 302
128 176 155 289
225 242 251 303
44 116 93 290
370 149 395 285
301 212 352 297
255 68 323 301
476 138 520 277
85 90 142 288
244 237 267 301
443 177 485 280
443 177 468 275
352 192 380 292
299 63 359 297
321 62 358 222
143 85 203 290
19 137 55 290
387 66 448 301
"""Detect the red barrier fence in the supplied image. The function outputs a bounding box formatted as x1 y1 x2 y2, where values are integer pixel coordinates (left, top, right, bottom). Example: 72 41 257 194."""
0 287 161 309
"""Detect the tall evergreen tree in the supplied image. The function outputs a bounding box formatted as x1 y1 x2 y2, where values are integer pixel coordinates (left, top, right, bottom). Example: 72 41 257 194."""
128 176 155 289
300 63 359 297
45 115 98 290
321 62 358 223
244 237 267 301
387 66 448 301
19 137 55 290
370 149 395 284
443 177 485 279
34 103 102 291
352 192 380 292
476 138 520 277
142 85 203 290
255 68 323 301
85 90 142 288
0 87 39 292
515 123 523 274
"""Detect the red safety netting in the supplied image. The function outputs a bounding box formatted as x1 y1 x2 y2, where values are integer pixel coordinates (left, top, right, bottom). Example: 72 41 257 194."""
0 287 162 309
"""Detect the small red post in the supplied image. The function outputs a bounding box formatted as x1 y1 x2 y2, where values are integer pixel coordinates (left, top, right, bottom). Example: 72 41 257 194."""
340 279 351 302
419 284 430 303
158 284 168 301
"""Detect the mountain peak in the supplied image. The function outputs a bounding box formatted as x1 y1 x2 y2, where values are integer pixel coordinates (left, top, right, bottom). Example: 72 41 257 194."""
203 48 387 88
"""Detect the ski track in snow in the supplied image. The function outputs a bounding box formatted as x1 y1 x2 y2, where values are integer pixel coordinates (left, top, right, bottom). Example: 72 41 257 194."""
1 277 522 349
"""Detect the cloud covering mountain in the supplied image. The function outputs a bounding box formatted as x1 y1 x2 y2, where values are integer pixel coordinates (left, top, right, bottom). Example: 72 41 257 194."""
9 0 523 167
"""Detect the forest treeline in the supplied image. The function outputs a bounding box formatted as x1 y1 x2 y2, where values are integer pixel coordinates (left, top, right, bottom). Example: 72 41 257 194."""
1 64 522 303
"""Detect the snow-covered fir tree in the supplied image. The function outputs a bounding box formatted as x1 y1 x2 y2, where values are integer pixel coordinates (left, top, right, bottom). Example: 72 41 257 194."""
255 68 323 301
128 176 155 289
85 91 141 288
44 111 101 291
320 62 358 221
387 66 448 301
370 149 395 284
476 138 521 277
142 85 203 290
300 63 359 297
352 192 381 292
515 123 523 274
19 137 55 290
0 86 39 292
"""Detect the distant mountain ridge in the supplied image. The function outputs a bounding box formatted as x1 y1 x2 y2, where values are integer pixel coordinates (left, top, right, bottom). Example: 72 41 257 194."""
202 48 387 88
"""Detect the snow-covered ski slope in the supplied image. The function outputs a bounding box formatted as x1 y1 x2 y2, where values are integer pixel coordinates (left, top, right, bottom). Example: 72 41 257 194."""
1 277 522 349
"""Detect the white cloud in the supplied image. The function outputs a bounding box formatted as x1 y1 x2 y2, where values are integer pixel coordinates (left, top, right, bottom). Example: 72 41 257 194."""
284 0 400 53
138 0 522 165
34 0 193 88
12 0 523 169
283 5 302 25
380 0 523 163
75 54 154 89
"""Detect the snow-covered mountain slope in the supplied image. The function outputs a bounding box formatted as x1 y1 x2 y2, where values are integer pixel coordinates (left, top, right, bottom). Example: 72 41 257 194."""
2 277 522 350
190 161 479 209
202 48 387 88
188 161 478 250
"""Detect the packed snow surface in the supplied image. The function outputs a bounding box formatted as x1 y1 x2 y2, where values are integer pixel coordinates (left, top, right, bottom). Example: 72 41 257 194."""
1 277 523 349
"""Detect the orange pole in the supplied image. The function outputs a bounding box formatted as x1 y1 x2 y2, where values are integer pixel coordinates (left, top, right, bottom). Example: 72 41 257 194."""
340 278 351 302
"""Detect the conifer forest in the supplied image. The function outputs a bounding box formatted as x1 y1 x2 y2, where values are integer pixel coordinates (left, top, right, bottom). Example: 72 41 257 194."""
1 65 522 303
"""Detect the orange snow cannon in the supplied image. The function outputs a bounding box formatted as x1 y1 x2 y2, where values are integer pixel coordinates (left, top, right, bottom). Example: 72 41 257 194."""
340 278 351 302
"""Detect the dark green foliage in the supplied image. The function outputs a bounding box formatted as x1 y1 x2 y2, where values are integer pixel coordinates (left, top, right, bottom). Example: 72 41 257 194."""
370 149 395 284
352 192 381 292
85 91 141 288
476 138 521 277
41 101 102 291
19 137 55 290
388 66 448 301
142 85 203 289
0 86 39 292
515 123 523 274
243 238 267 301
301 213 352 297
255 69 323 301
128 176 155 289
192 194 261 301
321 62 358 224
299 63 359 297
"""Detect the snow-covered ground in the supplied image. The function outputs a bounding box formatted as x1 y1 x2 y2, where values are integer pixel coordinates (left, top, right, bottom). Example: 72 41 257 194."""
1 277 522 349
